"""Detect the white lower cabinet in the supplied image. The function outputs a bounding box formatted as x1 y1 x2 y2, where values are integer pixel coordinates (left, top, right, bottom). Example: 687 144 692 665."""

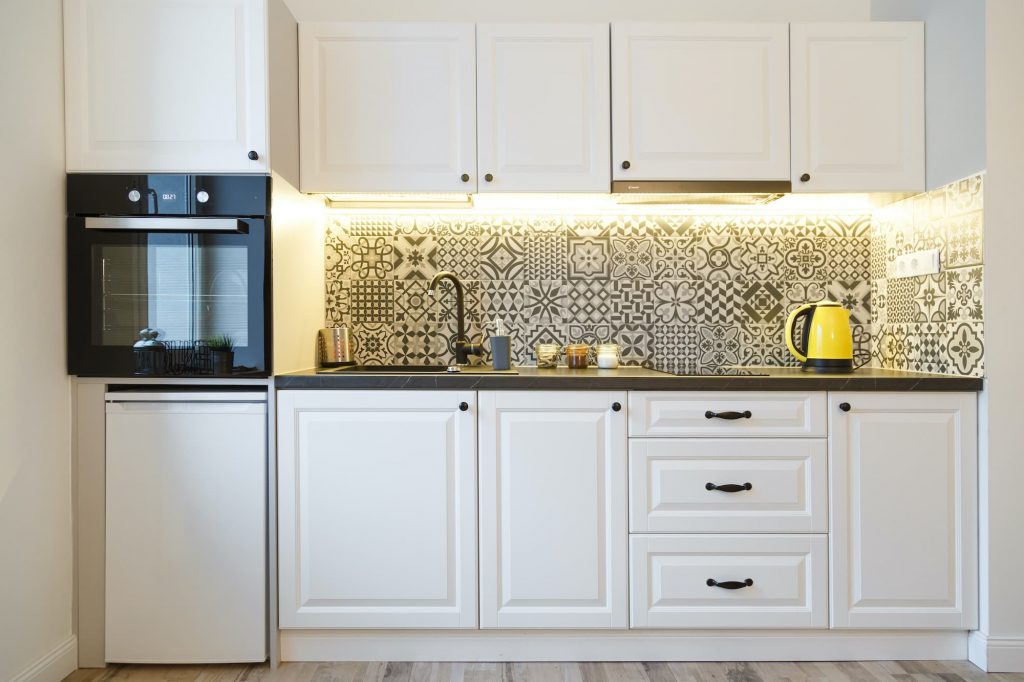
630 534 828 629
277 390 478 628
829 392 978 629
478 391 628 628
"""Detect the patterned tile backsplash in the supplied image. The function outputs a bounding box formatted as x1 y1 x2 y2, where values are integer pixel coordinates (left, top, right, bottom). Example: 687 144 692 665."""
870 174 985 377
324 213 876 374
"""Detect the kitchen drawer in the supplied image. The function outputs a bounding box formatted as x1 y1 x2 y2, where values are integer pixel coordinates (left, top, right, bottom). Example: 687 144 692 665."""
630 534 828 629
629 392 826 438
630 439 827 533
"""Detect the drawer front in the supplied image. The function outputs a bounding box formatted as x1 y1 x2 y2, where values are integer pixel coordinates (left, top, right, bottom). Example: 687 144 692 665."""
629 392 826 438
630 439 827 533
630 534 828 629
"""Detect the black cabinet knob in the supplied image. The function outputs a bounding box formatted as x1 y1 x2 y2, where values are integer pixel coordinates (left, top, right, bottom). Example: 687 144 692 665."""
459 402 469 412
839 402 851 412
612 402 622 412
621 160 631 170
248 150 259 160
484 173 494 182
799 172 810 182
460 173 470 182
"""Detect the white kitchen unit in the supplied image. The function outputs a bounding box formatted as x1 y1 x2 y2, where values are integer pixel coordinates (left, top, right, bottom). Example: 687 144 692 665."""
790 23 925 192
629 391 827 438
611 23 790 182
298 23 477 193
64 0 269 172
629 438 828 533
630 534 828 629
478 391 628 628
277 390 478 628
476 24 610 192
105 391 267 663
829 392 977 629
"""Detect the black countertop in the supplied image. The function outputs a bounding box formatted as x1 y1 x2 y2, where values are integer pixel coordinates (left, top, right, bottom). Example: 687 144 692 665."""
274 366 983 391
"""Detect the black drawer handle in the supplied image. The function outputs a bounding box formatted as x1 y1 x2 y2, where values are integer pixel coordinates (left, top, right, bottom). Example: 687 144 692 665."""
705 410 752 420
705 482 752 493
707 578 754 590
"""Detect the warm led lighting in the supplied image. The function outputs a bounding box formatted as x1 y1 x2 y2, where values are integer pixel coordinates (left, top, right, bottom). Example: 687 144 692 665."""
323 193 473 209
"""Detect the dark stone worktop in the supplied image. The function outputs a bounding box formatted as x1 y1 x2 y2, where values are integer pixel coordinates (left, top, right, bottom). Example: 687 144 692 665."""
274 366 982 391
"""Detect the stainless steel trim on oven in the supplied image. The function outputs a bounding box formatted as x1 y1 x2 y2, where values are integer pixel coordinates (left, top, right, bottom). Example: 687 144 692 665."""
84 217 243 231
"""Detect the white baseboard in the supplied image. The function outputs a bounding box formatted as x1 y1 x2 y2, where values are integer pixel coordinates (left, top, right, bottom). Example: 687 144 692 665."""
10 635 78 682
968 631 1024 672
281 630 967 663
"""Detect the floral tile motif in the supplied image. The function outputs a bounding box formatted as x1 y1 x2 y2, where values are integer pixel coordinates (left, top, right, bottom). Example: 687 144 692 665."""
738 321 790 366
826 280 872 325
394 280 434 324
524 280 569 324
697 325 741 366
650 280 699 324
390 322 442 365
351 323 392 365
947 321 984 376
435 279 484 325
616 327 656 367
913 274 946 323
567 236 610 279
695 234 745 281
392 233 438 280
783 281 828 312
479 227 526 280
944 211 983 269
945 174 983 215
737 237 787 280
652 235 700 280
350 281 394 324
870 279 888 326
610 235 655 278
347 236 395 279
851 324 874 368
783 237 829 280
565 323 615 346
325 279 351 326
946 266 984 322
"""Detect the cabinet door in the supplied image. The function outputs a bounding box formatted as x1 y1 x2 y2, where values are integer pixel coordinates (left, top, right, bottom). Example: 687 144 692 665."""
299 22 476 193
611 23 790 181
829 392 977 629
64 0 268 173
790 23 924 192
479 391 628 628
277 390 477 628
477 24 610 192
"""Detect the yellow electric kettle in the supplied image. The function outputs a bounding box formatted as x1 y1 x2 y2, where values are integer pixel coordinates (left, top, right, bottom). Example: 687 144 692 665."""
785 300 854 372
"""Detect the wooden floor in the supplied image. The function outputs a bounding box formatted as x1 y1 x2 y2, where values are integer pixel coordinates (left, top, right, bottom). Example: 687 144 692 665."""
64 661 1024 682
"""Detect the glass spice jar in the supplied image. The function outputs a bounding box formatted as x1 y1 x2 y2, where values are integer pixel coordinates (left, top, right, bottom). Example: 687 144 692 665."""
595 343 621 369
535 343 561 368
565 343 591 369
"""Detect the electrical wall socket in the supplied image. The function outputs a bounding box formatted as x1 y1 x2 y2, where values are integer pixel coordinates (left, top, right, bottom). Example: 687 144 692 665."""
894 248 941 278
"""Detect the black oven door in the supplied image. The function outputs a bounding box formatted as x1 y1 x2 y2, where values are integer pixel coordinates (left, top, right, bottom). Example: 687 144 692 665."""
67 216 269 376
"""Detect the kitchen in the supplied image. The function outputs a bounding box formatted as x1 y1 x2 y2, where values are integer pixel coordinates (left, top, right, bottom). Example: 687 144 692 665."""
2 0 1022 681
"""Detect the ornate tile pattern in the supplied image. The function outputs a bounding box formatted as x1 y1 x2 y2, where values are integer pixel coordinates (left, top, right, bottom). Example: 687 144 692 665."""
870 173 985 377
325 213 878 373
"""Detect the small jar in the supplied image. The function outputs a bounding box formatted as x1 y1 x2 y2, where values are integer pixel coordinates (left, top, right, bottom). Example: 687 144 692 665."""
565 343 591 369
595 343 621 369
535 343 561 369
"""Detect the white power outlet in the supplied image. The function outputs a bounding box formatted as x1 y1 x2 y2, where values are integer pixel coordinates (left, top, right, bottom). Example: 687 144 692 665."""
893 248 941 278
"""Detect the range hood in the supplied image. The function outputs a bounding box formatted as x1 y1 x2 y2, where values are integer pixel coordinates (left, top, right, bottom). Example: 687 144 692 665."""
611 180 792 205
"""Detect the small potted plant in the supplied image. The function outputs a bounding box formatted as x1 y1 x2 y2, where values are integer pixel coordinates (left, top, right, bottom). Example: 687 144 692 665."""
208 334 235 375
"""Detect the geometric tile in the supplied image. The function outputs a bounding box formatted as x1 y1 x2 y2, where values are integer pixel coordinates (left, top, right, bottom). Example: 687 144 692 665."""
913 273 946 323
737 237 787 280
652 235 700 280
526 230 567 279
524 280 569 324
696 281 742 325
650 280 699 324
826 281 872 325
945 266 984 322
392 233 439 280
610 236 656 278
740 281 786 324
567 236 610 279
393 280 435 324
350 281 394 324
697 325 741 366
436 232 480 280
351 323 392 365
479 228 526 280
947 321 984 376
944 211 983 269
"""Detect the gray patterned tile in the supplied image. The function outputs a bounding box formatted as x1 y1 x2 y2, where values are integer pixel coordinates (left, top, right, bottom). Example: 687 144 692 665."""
350 281 394 323
392 233 439 280
826 280 872 326
943 211 983 268
567 236 610 279
740 281 787 325
610 234 656 278
394 280 435 324
782 236 829 281
697 325 741 366
947 321 984 376
695 280 742 325
479 225 526 280
649 280 699 324
945 266 984 322
351 323 392 365
525 230 567 279
523 280 569 324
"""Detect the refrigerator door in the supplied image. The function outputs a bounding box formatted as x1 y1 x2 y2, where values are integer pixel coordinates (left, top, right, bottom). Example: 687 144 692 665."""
104 395 266 663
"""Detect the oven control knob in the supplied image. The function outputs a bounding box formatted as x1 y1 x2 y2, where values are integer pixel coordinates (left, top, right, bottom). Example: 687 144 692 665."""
196 190 210 204
128 189 141 203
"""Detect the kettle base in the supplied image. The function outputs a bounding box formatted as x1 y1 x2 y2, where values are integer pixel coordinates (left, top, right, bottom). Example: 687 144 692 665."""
801 358 854 373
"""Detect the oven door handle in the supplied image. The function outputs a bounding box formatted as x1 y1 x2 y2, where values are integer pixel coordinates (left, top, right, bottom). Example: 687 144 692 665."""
84 217 245 232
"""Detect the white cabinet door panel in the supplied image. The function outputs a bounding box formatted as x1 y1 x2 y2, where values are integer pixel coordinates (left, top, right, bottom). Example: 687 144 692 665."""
791 23 924 192
278 390 477 628
64 0 268 172
612 23 790 181
479 391 627 628
630 439 827 533
629 392 826 438
477 24 610 192
829 392 977 629
630 534 828 629
299 22 476 192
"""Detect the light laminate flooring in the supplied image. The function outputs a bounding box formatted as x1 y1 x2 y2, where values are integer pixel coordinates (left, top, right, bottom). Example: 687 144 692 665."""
63 661 1024 682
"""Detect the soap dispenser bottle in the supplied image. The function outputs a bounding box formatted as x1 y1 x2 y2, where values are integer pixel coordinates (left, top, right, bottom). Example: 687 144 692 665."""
489 318 512 371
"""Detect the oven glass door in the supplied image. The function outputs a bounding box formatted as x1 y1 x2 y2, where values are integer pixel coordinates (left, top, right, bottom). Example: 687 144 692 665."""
68 218 268 376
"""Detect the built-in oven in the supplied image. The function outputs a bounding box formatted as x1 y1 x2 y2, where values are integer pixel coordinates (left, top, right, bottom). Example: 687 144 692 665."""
67 174 271 377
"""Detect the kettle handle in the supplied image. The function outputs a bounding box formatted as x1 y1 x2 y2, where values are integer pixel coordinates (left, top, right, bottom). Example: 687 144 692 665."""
785 304 814 363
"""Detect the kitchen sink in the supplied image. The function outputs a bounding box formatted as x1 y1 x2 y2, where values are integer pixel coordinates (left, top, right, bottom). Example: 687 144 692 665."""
318 364 518 375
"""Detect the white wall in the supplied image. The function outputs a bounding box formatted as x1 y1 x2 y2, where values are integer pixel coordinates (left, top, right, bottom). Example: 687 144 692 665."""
870 0 986 189
971 0 1024 673
0 1 76 681
282 0 869 22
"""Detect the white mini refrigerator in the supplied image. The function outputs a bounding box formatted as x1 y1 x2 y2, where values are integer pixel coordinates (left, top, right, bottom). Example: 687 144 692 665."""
105 391 267 663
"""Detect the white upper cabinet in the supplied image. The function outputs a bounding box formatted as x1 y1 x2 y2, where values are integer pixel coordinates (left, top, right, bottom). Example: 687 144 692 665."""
611 23 790 182
64 0 269 173
299 22 476 193
479 391 628 629
476 24 610 192
829 392 977 629
277 390 478 629
790 23 925 192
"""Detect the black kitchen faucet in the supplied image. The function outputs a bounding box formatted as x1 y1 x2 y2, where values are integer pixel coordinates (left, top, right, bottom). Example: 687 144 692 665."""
428 271 484 365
